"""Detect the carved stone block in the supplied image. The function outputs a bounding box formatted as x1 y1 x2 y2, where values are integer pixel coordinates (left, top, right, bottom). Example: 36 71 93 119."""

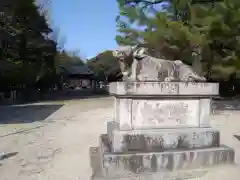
109 82 219 96
96 145 234 179
90 147 211 180
114 98 132 130
132 99 200 129
104 122 220 153
90 80 235 180
114 98 211 130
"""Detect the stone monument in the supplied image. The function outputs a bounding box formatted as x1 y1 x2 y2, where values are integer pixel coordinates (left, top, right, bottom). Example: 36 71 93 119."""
90 45 235 180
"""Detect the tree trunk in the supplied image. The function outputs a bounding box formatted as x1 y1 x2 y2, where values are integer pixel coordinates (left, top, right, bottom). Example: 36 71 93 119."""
192 45 204 76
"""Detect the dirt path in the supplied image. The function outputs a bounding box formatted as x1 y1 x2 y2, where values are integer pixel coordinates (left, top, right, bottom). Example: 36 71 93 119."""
0 97 113 180
194 105 240 180
0 97 240 180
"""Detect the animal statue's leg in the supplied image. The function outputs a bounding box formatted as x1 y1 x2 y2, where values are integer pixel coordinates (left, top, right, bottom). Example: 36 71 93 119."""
164 77 171 82
130 58 138 81
182 76 194 82
164 76 175 82
191 73 206 81
122 72 129 81
183 73 206 82
164 63 177 82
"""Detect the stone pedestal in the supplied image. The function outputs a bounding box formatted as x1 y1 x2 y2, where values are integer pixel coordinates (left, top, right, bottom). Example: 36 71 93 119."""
90 82 235 180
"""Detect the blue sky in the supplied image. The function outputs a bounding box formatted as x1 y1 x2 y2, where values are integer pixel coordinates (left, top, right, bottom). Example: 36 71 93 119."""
51 0 119 59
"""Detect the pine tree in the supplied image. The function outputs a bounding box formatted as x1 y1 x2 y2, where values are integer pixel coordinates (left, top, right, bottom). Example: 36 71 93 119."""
0 0 58 91
115 0 240 79
116 0 207 62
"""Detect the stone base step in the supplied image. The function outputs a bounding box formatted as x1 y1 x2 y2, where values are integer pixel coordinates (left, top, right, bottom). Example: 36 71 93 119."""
90 146 234 179
91 165 237 180
107 121 220 152
92 166 208 180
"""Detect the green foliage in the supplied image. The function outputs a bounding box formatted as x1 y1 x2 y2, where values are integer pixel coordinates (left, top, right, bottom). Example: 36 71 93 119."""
55 50 85 75
56 51 84 66
116 0 240 79
116 1 201 61
0 0 59 90
87 51 121 81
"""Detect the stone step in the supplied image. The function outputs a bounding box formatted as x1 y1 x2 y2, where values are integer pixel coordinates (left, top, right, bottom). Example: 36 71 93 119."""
90 146 234 179
91 160 209 180
106 122 220 153
91 165 237 180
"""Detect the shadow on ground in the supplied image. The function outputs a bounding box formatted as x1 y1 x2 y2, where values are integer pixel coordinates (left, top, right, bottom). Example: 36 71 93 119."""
234 135 240 142
213 99 240 111
41 89 110 102
0 104 63 124
0 89 110 106
0 152 18 160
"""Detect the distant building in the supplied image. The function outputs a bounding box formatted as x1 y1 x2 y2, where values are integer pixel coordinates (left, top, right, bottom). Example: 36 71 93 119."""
58 64 98 89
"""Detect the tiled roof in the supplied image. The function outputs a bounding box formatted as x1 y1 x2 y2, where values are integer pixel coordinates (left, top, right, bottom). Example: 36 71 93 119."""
59 64 94 75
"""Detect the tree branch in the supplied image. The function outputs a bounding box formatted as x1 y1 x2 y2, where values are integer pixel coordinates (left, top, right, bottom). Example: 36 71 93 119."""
124 0 165 10
124 0 165 5
124 0 223 7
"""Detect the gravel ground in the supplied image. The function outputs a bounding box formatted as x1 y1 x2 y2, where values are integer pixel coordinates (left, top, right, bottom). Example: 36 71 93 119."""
0 97 240 180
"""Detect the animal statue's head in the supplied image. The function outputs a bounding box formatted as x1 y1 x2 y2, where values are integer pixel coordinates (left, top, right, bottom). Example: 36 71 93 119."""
112 45 148 78
112 45 136 61
112 45 148 60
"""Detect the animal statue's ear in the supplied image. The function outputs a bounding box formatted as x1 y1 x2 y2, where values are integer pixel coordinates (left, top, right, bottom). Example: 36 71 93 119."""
112 51 117 57
138 47 146 55
133 47 147 59
131 45 139 51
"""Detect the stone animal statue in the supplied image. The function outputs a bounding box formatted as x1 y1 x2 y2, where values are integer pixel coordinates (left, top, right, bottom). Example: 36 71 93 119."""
112 45 206 82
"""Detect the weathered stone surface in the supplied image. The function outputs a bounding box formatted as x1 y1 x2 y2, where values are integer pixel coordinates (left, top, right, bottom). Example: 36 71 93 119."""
131 99 206 129
90 146 210 180
90 146 236 180
104 122 220 152
112 45 206 82
114 98 133 130
109 82 219 96
90 79 235 180
93 168 208 180
114 98 212 130
90 147 207 180
97 146 234 178
90 147 104 178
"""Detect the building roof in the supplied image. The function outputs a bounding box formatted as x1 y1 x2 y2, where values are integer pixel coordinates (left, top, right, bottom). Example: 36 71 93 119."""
59 64 94 75
65 64 94 75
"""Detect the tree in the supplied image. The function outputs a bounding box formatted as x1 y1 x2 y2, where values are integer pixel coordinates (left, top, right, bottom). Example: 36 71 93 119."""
115 0 240 80
116 0 206 61
0 0 58 96
56 50 84 68
87 51 121 81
